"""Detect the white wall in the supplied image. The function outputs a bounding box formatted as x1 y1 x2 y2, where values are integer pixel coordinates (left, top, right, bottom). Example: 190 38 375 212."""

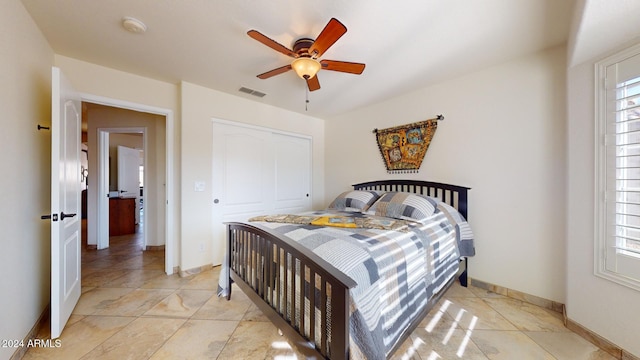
567 45 640 357
0 2 54 359
326 45 568 303
180 81 325 270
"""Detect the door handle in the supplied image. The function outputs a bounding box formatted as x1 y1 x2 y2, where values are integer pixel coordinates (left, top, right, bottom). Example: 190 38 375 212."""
41 214 59 221
61 212 77 220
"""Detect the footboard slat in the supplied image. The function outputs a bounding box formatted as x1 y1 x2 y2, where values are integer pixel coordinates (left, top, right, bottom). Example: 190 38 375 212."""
283 250 289 321
299 261 305 333
309 268 316 345
320 279 327 356
227 223 356 360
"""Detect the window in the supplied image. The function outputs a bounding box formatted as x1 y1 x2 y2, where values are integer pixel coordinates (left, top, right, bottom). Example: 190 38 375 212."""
596 43 640 291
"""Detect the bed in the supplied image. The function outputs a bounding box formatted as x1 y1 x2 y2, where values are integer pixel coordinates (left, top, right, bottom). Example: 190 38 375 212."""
217 179 474 359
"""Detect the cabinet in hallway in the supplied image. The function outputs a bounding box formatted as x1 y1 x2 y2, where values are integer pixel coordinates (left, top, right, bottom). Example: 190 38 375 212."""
109 197 136 236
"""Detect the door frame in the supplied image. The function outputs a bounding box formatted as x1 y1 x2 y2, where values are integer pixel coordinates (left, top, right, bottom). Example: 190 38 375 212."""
82 93 175 275
97 127 147 250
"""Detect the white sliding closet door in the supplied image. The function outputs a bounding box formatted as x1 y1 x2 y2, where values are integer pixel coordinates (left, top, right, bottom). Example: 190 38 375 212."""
274 133 311 213
211 120 311 265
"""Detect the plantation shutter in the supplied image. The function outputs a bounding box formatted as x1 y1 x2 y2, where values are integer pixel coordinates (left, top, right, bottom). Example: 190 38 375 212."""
603 52 640 283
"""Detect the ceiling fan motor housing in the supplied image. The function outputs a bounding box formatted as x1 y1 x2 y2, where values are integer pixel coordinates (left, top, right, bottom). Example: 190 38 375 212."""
293 38 315 57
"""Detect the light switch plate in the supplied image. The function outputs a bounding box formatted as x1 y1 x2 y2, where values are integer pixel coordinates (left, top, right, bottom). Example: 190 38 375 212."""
194 181 205 192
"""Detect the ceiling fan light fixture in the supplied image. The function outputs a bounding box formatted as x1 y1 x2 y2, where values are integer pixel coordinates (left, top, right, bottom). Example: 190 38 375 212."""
291 57 321 79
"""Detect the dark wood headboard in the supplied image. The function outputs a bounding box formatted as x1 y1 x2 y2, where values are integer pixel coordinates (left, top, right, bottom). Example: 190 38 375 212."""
352 180 471 219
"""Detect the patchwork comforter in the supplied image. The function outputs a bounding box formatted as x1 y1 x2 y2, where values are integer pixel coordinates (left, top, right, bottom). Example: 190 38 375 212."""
218 200 474 359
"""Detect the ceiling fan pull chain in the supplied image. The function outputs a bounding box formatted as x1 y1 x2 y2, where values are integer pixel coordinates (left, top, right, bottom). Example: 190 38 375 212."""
305 86 309 111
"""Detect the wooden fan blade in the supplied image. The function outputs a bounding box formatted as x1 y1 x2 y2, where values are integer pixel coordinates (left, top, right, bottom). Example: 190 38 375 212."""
306 75 320 91
320 60 365 74
257 65 292 79
247 30 297 58
309 18 347 58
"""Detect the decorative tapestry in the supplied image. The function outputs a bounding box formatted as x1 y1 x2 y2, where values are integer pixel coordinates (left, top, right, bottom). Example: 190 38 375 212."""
373 115 441 173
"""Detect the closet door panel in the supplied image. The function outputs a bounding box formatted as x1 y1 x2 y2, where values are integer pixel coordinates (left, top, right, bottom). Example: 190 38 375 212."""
211 120 311 266
273 133 311 213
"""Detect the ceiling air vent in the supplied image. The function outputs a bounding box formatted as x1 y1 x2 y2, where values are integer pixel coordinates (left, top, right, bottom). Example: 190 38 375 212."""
238 87 266 98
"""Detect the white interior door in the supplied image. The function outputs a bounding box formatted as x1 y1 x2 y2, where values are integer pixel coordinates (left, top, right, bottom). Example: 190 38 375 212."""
49 67 82 339
117 145 141 198
117 145 141 224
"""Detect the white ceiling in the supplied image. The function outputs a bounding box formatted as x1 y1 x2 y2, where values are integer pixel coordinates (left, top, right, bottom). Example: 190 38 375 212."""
21 0 576 118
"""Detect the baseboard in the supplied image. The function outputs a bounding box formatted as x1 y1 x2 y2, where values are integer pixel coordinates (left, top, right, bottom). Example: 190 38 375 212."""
565 319 640 360
469 277 638 360
178 263 213 277
145 245 165 251
469 277 564 313
86 244 97 250
10 305 49 360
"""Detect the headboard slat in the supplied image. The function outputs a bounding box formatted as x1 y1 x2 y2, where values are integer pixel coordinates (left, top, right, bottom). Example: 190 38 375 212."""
352 180 470 220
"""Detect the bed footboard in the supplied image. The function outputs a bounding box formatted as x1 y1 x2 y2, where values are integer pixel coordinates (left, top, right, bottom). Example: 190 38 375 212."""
226 222 357 360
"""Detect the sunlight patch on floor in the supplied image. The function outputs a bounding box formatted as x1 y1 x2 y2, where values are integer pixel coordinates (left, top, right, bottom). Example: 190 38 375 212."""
419 299 477 358
457 314 477 357
399 337 425 360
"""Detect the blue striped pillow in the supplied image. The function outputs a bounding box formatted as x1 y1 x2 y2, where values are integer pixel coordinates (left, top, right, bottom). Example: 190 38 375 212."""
328 190 380 212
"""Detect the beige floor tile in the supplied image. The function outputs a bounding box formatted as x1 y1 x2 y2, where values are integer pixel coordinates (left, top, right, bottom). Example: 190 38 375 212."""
81 269 131 287
389 336 425 360
442 297 518 331
80 286 96 294
471 330 555 360
180 269 217 290
263 333 307 360
72 287 134 315
101 268 166 288
216 321 284 360
80 317 186 360
467 286 510 299
192 284 253 320
149 319 239 360
525 331 618 360
144 289 214 318
140 273 193 289
243 302 271 322
445 282 480 298
410 327 490 360
483 297 568 332
93 288 174 316
417 307 459 333
22 316 134 360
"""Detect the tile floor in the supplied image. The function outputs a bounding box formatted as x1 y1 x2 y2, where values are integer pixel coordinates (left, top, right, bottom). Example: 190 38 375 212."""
23 228 615 360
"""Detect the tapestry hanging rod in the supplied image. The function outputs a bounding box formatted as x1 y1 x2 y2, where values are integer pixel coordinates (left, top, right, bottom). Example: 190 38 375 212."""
372 114 443 134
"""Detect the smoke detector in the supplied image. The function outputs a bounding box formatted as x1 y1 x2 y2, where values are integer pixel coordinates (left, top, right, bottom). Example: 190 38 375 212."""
122 17 147 34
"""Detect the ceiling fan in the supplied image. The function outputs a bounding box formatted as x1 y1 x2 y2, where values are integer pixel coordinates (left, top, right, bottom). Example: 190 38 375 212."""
247 18 365 91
